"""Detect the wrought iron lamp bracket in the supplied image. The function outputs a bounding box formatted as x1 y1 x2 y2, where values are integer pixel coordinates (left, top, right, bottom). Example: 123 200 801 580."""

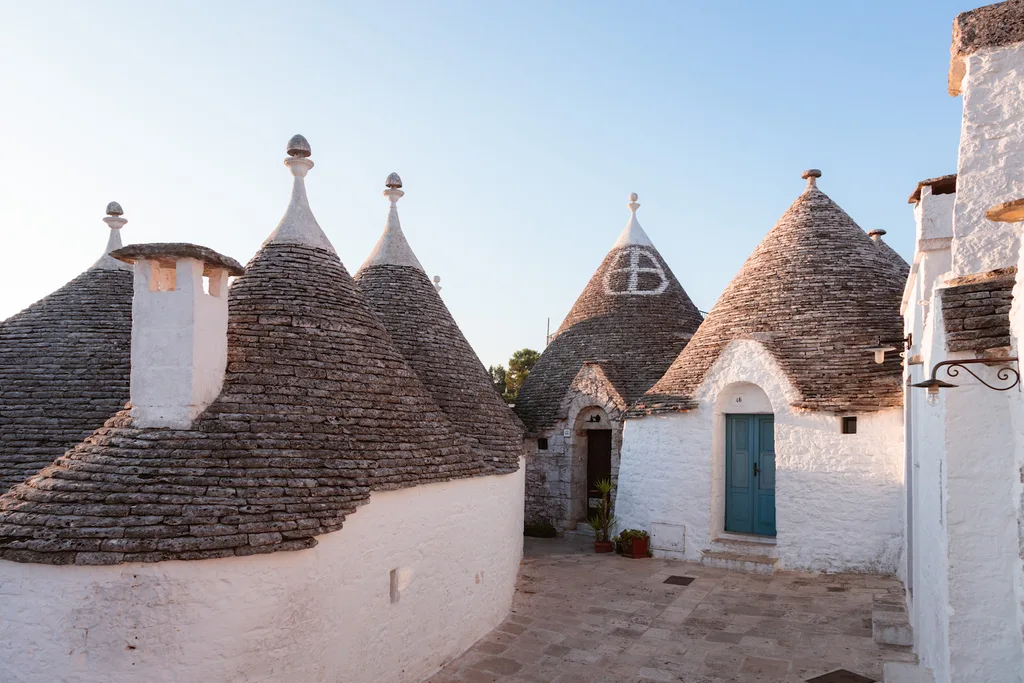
922 357 1021 392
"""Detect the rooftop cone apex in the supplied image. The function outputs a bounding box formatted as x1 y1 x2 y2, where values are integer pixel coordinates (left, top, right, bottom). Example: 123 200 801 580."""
612 192 654 248
357 172 425 272
263 134 335 252
93 200 131 270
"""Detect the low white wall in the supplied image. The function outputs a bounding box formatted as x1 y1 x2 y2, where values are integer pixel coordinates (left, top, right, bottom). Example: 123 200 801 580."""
0 461 525 683
616 340 904 572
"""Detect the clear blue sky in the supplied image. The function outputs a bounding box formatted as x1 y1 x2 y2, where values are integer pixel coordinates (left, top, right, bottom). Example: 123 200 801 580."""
0 1 969 367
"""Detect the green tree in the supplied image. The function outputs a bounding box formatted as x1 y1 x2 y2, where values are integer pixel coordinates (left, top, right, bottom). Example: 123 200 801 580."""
504 348 539 403
487 364 508 398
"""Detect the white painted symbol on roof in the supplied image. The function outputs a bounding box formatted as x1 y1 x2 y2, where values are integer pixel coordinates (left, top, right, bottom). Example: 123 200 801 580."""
603 247 669 296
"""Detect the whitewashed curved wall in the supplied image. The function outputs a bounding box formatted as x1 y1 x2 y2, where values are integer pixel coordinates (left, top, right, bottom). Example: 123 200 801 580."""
0 462 524 683
616 340 903 572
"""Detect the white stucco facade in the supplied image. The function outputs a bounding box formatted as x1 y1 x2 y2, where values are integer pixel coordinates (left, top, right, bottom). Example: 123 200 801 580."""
0 462 525 683
951 46 1024 278
615 340 904 573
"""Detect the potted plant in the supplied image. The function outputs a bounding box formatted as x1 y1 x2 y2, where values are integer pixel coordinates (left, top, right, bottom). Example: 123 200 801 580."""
617 529 650 559
588 478 615 553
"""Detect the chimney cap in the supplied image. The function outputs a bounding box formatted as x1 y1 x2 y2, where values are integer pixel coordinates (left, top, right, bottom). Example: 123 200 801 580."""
111 242 245 276
287 134 312 158
868 229 887 240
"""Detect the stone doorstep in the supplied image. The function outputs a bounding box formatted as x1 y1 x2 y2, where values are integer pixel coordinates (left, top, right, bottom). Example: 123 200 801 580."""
699 549 780 574
708 533 780 559
883 661 935 683
872 610 913 647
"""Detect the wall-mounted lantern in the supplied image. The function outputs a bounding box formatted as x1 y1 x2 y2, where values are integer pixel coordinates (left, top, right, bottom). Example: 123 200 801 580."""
865 334 912 364
911 358 1020 403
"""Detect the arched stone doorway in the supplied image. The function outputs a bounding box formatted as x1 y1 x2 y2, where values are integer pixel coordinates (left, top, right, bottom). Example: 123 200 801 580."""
569 405 620 525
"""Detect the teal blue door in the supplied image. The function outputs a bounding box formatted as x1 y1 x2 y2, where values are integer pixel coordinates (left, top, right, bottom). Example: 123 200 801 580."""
725 414 776 536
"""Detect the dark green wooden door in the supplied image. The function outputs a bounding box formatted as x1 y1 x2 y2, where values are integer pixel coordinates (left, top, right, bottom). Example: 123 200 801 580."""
725 414 776 536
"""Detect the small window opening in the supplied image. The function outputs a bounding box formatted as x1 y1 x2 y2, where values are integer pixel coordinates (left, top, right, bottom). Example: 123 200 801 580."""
202 275 211 296
841 416 857 434
537 438 548 451
149 263 177 292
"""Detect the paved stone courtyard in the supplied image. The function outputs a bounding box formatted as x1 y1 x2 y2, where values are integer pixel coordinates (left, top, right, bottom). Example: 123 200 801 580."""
427 537 914 682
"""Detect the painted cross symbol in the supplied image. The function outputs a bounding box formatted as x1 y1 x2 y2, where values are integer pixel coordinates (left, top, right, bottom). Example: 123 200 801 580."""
602 246 669 296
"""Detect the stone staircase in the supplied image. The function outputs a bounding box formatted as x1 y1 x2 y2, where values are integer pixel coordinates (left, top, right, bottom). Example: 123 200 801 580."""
699 532 779 574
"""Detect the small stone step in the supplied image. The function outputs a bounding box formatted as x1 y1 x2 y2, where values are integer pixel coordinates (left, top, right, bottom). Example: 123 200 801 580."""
700 549 779 574
883 661 934 683
873 591 913 647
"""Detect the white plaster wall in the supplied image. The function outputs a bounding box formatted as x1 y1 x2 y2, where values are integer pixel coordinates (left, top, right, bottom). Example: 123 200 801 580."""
951 45 1024 278
0 463 525 683
1011 230 1024 675
616 340 904 572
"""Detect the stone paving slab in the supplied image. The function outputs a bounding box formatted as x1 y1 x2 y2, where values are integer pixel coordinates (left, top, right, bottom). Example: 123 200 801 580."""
426 537 914 683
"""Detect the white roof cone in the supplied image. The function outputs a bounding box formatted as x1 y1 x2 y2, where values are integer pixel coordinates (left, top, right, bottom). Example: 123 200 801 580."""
358 172 425 272
611 192 654 248
264 134 335 252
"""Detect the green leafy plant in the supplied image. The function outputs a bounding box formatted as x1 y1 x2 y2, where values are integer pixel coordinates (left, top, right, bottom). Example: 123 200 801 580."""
587 478 615 542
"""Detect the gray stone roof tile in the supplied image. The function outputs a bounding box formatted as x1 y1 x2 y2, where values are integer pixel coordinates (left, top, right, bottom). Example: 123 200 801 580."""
636 180 907 415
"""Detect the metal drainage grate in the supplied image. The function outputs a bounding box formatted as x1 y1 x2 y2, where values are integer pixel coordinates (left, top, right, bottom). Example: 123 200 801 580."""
663 575 695 586
806 670 875 683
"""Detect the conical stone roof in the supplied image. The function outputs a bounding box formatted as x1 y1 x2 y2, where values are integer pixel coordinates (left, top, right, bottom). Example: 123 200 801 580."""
0 206 133 493
354 174 522 472
0 137 481 566
514 194 704 432
636 171 907 415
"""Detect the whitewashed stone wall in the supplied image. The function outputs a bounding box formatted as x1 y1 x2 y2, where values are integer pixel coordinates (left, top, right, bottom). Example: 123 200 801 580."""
524 363 625 530
0 462 524 683
616 340 904 572
951 46 1024 278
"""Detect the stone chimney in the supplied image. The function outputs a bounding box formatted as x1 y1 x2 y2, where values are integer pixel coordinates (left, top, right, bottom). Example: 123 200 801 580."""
901 175 956 319
111 243 244 429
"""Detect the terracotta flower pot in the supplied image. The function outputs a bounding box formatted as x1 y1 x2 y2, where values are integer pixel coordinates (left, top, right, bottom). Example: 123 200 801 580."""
627 536 649 558
594 540 614 553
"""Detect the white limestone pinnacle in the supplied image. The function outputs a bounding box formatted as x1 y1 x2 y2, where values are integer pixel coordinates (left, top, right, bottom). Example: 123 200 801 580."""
357 172 425 272
93 201 131 271
263 134 336 253
611 192 654 249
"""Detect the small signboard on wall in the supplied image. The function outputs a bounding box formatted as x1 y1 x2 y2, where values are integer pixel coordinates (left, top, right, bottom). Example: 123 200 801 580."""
563 429 571 438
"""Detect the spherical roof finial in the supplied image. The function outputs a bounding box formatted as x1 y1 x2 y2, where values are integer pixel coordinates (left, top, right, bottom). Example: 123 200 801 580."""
801 169 822 180
106 201 123 216
385 172 403 189
287 134 312 158
629 192 639 202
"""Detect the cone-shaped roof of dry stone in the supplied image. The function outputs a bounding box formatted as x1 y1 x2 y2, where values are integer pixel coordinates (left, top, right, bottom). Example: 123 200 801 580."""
636 170 907 415
0 137 480 566
354 174 522 472
0 204 133 493
514 193 704 433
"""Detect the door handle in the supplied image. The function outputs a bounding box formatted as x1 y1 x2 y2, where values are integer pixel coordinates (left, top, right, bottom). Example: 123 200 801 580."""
753 462 759 476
